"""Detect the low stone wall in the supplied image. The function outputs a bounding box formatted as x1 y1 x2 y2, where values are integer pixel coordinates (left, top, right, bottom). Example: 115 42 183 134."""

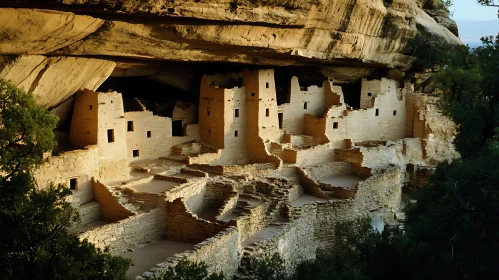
244 204 318 277
314 168 402 248
141 228 239 279
165 198 228 242
80 207 166 254
232 202 270 243
180 168 208 177
154 174 189 183
34 145 99 206
93 180 134 222
301 161 353 179
187 150 223 165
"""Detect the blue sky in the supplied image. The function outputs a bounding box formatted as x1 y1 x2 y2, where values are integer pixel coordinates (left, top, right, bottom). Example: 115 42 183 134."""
452 1 498 21
451 2 499 47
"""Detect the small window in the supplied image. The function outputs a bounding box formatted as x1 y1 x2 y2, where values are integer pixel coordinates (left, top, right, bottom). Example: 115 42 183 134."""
147 131 152 138
107 129 114 143
89 105 92 110
375 109 379 116
266 82 269 88
333 122 338 129
251 92 255 97
304 102 308 109
235 109 239 118
266 108 270 117
69 178 77 190
393 110 397 116
133 149 140 157
235 130 238 137
368 92 372 97
208 129 211 135
207 108 210 116
127 121 134 132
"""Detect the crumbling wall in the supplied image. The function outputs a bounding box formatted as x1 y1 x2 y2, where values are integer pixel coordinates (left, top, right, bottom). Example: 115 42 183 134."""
79 208 166 254
314 168 402 248
165 198 228 242
93 180 134 222
278 77 328 134
141 228 239 279
34 146 99 206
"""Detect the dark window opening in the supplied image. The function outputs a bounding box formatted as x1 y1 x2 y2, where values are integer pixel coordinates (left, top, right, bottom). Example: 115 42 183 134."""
266 82 269 88
304 102 308 109
333 122 339 129
69 178 77 190
342 81 361 109
393 110 397 116
133 149 140 157
251 92 255 97
375 109 379 116
208 129 211 135
266 108 270 117
368 92 372 97
89 105 92 110
207 108 210 116
172 120 183 136
235 108 239 118
127 121 134 132
147 131 152 138
235 130 238 137
107 129 114 143
278 113 283 129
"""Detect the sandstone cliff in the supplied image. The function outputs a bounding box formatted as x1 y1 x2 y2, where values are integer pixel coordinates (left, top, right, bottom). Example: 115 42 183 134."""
0 0 459 110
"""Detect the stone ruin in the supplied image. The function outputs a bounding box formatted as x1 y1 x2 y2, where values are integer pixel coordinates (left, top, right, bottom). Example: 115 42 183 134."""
33 68 459 279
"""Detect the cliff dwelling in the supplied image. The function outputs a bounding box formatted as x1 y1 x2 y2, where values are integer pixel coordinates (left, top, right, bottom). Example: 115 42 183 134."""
0 0 464 277
30 67 458 279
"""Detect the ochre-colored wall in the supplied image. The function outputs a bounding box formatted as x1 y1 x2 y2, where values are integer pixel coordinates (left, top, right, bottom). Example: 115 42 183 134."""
69 89 98 149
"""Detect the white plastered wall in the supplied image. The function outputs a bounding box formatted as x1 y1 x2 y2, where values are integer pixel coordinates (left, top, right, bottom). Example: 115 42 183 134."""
96 91 129 181
278 77 328 135
125 111 173 162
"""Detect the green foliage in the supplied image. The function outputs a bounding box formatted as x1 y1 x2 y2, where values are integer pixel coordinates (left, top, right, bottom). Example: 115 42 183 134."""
0 81 131 279
403 142 499 279
248 253 286 280
148 258 225 280
0 79 57 177
296 218 410 280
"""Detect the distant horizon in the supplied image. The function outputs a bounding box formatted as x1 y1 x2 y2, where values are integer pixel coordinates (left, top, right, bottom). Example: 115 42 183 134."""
450 2 498 47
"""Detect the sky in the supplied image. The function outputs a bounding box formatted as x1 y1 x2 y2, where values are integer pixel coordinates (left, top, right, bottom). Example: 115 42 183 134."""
452 1 498 21
451 1 499 47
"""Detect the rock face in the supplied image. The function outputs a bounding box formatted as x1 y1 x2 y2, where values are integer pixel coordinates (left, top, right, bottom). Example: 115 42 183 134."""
0 1 460 108
0 55 115 108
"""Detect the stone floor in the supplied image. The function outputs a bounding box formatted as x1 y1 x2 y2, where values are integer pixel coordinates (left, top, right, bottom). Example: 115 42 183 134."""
119 239 197 279
128 179 181 194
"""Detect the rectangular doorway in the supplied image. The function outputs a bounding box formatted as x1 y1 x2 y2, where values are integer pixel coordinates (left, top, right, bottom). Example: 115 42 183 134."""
172 120 183 136
278 113 283 129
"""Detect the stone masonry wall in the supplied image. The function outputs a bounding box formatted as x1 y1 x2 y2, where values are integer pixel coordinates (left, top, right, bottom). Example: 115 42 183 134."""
141 228 239 279
79 207 166 254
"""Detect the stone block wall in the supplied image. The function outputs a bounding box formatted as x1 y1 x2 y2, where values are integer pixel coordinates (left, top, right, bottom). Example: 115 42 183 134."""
78 201 101 225
142 228 239 279
34 145 99 207
165 198 228 242
314 168 402 248
93 180 134 222
79 208 166 254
